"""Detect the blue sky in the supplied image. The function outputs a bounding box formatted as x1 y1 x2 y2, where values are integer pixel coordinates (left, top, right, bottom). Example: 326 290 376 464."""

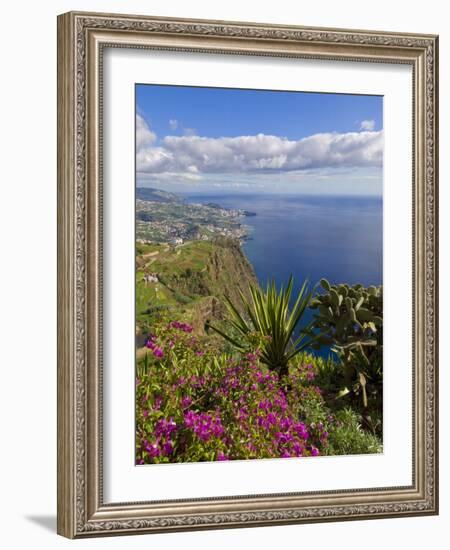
136 84 383 195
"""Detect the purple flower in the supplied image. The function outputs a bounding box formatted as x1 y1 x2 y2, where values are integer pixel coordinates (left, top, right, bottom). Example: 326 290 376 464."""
279 417 292 431
294 422 309 440
276 432 293 445
236 407 248 420
162 441 174 455
181 396 192 408
169 321 193 333
310 446 319 457
153 396 162 409
183 410 196 428
183 410 224 442
144 441 160 458
292 442 305 457
153 347 164 359
217 451 229 461
154 418 177 438
176 376 187 387
146 335 156 349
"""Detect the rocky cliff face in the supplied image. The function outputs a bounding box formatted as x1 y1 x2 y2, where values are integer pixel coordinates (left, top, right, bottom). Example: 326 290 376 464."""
193 238 257 331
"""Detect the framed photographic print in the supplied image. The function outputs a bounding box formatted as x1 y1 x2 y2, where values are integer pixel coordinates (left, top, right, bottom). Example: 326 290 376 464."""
57 11 439 538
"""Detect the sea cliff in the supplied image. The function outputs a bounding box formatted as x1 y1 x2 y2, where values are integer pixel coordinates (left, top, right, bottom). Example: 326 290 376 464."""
136 237 256 337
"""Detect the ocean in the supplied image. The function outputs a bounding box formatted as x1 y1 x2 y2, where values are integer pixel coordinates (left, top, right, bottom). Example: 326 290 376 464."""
183 193 383 357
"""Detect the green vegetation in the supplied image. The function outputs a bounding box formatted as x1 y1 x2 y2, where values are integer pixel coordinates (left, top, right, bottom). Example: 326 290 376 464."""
309 279 383 434
134 190 383 463
136 270 384 463
136 322 382 464
207 276 315 378
136 238 256 336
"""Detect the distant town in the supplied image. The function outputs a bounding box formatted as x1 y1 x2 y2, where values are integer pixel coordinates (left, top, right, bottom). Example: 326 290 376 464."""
136 187 255 244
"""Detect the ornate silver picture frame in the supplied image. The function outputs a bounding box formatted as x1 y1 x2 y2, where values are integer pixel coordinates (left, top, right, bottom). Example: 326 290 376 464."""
57 11 438 538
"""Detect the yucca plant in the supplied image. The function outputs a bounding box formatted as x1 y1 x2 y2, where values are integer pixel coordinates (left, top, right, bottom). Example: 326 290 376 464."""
207 276 315 378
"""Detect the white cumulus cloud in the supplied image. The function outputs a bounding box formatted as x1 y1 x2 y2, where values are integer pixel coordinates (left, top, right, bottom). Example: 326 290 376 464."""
360 119 376 131
136 115 383 178
136 113 156 151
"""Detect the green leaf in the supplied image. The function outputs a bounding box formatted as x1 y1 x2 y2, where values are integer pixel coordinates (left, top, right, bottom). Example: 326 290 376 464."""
356 308 373 322
318 304 332 319
320 278 331 291
329 289 340 308
336 387 351 399
208 275 315 373
355 295 365 311
349 307 357 323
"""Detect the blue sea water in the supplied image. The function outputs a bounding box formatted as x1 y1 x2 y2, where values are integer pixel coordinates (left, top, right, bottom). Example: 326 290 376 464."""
183 193 383 356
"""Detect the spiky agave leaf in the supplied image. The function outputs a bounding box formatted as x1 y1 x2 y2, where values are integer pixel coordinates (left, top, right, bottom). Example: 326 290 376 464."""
208 276 316 373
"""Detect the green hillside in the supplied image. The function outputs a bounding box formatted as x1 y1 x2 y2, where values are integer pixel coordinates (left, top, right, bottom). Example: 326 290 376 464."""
136 237 257 337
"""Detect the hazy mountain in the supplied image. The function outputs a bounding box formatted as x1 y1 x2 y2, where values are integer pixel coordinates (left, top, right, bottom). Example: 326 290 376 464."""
136 187 184 204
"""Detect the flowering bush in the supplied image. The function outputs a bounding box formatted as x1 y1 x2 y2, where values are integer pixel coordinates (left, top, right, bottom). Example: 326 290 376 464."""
136 320 331 464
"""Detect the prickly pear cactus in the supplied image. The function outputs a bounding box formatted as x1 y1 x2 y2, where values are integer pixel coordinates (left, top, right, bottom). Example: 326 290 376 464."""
310 279 383 413
310 279 382 347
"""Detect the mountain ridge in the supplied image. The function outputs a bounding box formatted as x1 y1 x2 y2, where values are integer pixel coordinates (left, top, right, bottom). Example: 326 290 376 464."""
136 186 184 204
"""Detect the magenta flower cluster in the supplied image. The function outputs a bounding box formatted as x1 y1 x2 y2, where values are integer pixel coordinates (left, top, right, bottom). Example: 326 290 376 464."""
169 320 193 333
145 335 164 358
138 417 177 461
136 321 330 464
184 410 225 441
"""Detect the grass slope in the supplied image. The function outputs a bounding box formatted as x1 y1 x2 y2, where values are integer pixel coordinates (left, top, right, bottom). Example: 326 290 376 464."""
136 238 256 335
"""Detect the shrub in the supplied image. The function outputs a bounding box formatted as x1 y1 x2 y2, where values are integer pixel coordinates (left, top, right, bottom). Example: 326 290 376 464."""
135 320 329 464
207 276 315 378
135 319 382 464
173 291 192 304
325 408 383 455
